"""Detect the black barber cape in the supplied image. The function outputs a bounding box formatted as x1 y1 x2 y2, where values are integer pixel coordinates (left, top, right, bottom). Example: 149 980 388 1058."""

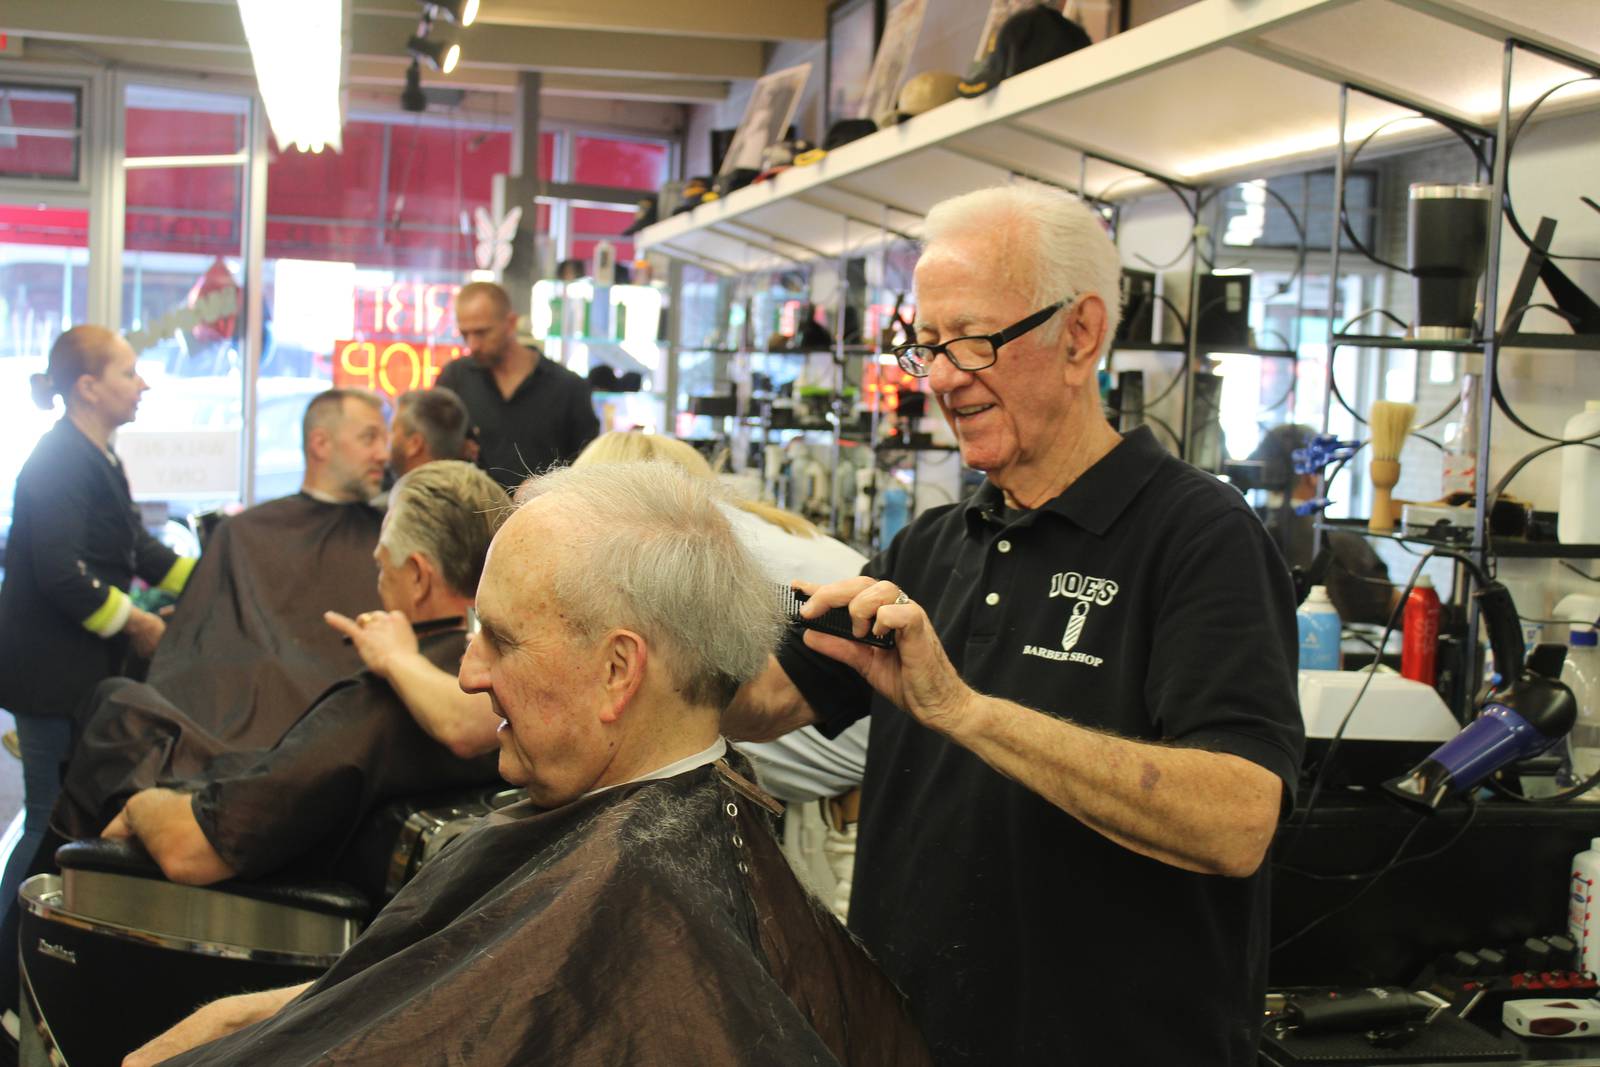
141 492 383 749
165 761 932 1066
53 631 494 866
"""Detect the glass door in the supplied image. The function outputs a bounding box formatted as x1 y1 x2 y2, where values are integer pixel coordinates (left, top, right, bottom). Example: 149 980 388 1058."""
116 82 261 519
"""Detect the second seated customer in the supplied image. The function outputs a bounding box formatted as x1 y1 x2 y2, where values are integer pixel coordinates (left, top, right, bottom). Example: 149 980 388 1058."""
91 461 509 885
79 388 391 757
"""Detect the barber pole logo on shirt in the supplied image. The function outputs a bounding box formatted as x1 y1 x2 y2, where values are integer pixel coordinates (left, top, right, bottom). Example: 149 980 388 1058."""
1023 570 1119 666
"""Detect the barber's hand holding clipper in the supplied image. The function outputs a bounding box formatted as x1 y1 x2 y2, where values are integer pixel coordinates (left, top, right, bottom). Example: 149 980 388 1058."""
795 578 971 735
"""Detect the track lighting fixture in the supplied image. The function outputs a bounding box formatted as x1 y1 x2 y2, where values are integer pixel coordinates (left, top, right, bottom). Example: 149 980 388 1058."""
425 0 479 27
401 59 428 113
407 33 460 74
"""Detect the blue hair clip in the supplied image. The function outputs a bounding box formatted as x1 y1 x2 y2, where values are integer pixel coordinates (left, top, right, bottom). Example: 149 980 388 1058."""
1293 434 1360 476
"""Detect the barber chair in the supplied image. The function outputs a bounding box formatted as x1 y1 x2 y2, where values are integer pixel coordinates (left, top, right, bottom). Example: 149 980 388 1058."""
20 840 365 1066
334 784 524 903
18 785 519 1066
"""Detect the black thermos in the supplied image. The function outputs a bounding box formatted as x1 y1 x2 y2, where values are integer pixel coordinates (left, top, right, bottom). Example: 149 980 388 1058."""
1408 182 1491 341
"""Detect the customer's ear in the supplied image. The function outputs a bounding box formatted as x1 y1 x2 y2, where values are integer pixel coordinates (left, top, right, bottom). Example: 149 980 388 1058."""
597 629 647 723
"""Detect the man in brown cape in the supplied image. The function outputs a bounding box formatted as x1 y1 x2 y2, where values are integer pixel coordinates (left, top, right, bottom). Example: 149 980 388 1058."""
126 461 928 1067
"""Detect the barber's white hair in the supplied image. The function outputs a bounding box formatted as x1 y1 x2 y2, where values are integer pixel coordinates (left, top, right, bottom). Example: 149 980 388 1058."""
516 462 783 712
920 181 1124 359
381 460 511 597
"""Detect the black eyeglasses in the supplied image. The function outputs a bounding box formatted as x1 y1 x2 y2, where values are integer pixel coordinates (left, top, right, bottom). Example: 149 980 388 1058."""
892 302 1064 379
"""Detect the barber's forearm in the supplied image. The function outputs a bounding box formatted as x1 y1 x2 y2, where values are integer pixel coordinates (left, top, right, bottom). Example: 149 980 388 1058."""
124 788 238 886
945 696 1282 878
723 656 819 742
387 652 500 757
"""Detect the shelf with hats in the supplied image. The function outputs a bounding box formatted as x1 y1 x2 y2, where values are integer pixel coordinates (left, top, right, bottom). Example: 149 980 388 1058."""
637 0 1598 273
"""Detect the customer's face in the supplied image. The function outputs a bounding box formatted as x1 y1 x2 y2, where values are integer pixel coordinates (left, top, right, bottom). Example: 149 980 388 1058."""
913 233 1077 481
459 502 612 806
325 398 389 500
388 411 421 476
456 293 517 368
373 541 418 617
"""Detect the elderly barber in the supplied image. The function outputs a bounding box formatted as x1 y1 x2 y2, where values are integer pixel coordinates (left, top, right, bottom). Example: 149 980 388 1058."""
729 183 1304 1065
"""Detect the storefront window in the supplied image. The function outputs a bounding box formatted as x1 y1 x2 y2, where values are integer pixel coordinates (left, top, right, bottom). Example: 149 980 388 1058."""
0 82 83 182
568 203 635 267
572 134 668 191
0 201 88 553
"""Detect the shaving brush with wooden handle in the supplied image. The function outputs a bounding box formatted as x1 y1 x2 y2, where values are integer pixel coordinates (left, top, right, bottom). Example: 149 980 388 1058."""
1368 400 1416 533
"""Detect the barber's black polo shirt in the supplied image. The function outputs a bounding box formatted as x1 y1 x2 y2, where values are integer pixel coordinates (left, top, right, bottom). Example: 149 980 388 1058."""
434 353 600 491
777 427 1304 1066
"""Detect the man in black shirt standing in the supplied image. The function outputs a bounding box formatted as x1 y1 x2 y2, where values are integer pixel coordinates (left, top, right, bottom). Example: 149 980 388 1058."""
728 183 1304 1065
435 281 598 491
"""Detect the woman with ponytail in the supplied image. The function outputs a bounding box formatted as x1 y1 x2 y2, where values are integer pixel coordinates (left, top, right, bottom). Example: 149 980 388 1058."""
0 325 194 1023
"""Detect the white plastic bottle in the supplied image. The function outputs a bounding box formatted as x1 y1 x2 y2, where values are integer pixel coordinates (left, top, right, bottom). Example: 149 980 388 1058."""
1566 626 1600 795
1573 838 1600 975
1559 401 1600 545
1297 585 1342 671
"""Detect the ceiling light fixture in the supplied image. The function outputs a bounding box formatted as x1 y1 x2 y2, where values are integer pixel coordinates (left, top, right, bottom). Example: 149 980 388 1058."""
401 60 428 113
425 0 479 28
237 0 346 154
407 33 460 75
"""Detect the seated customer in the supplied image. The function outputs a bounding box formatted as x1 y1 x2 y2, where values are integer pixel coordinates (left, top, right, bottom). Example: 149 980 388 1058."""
125 462 929 1067
388 386 470 478
134 388 391 752
573 430 869 916
64 463 508 885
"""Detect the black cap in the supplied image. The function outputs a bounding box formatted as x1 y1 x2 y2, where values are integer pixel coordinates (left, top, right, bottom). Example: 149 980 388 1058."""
824 118 877 150
958 6 1092 98
620 195 658 236
712 168 760 198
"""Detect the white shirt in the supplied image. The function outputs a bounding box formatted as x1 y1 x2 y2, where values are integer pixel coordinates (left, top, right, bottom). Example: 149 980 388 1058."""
581 737 728 800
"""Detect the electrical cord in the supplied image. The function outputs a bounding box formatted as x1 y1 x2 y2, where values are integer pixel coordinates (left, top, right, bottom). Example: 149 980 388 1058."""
1277 549 1437 867
1561 561 1600 583
1277 793 1479 883
1272 796 1479 955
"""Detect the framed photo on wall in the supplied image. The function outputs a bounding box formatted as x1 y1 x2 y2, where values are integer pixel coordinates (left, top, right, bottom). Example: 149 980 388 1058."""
859 0 928 124
719 63 814 175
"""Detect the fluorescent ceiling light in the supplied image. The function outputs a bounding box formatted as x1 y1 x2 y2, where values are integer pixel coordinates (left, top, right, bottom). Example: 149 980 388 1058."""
237 0 346 154
1177 114 1434 180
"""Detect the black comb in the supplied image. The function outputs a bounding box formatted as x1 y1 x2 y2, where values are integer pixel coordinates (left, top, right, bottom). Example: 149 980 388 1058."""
777 584 895 649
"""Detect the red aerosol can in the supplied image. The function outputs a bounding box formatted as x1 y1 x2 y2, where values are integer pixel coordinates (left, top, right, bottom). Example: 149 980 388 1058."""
1402 575 1441 687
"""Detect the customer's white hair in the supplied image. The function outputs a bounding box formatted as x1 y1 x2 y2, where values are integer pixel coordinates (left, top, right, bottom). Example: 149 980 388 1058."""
515 462 783 712
920 181 1123 359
